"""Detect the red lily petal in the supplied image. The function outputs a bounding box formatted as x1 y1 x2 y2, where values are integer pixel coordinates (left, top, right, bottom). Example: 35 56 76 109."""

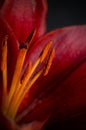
19 120 48 130
0 0 47 43
17 25 86 127
0 112 46 130
0 112 19 130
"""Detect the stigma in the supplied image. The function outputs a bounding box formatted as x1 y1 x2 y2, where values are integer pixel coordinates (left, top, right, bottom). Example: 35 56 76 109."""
1 29 55 120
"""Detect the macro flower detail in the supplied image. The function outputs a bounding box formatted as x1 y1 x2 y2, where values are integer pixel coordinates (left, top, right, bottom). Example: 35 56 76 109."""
0 0 86 130
1 31 55 119
0 29 55 130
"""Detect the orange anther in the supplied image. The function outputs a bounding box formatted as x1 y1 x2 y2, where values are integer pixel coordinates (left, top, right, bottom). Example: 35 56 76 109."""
44 48 55 76
40 40 52 62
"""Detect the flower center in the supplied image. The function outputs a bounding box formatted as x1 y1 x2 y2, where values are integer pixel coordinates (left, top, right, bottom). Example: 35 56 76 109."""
1 30 55 120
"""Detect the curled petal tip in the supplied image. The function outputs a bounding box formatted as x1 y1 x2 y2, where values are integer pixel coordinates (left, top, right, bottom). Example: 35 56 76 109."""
0 0 48 43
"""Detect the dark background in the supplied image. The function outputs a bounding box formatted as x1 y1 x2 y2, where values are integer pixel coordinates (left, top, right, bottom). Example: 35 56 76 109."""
47 1 86 31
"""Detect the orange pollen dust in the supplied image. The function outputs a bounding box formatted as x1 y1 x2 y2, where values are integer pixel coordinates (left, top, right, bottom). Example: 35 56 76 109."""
0 30 55 120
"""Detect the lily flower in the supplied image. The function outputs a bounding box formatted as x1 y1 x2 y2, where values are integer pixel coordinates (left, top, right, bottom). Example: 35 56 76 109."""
0 0 86 130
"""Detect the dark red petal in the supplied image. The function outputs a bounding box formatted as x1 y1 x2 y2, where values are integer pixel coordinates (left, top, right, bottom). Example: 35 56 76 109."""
0 112 46 130
0 0 47 43
17 25 86 127
0 112 19 130
19 120 47 130
34 0 48 39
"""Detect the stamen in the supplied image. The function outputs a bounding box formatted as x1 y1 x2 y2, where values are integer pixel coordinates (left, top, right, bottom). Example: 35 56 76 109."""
1 35 8 109
44 48 55 76
6 47 27 113
7 41 53 118
8 58 41 117
1 33 55 120
16 57 40 100
12 47 55 118
6 29 36 114
25 28 36 49
6 82 21 115
11 69 43 119
7 61 32 115
40 40 52 62
21 61 32 83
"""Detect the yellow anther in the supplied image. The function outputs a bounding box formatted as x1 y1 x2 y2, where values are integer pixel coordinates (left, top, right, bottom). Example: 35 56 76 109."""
44 48 55 76
1 35 8 110
40 40 53 62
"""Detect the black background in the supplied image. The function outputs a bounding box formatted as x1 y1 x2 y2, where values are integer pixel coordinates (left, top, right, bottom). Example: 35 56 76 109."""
47 1 86 32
